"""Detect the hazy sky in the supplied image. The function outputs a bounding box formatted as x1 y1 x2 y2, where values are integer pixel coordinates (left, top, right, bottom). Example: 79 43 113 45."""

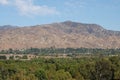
0 0 120 30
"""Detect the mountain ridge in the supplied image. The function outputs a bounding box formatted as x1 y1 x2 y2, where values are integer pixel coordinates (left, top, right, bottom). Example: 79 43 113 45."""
0 21 120 50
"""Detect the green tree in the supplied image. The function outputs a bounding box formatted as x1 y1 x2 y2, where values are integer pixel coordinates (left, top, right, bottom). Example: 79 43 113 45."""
94 59 113 80
35 69 47 80
54 69 73 80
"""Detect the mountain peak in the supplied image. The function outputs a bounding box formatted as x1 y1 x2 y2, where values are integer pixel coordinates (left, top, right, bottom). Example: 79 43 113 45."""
62 20 73 23
61 21 103 29
54 21 105 34
62 20 79 25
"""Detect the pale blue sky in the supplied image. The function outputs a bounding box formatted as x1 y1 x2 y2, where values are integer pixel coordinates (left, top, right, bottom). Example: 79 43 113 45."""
0 0 120 30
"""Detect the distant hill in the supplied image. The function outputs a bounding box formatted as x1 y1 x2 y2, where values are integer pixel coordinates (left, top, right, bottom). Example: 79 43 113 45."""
0 25 17 30
0 21 120 50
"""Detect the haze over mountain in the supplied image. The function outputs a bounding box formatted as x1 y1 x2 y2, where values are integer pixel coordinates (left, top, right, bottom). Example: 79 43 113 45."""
0 21 120 50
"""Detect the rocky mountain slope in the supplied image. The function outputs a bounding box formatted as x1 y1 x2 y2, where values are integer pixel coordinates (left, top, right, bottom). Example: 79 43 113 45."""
0 21 120 50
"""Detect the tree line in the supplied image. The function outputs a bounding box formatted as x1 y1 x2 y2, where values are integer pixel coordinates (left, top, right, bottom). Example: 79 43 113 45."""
0 48 120 55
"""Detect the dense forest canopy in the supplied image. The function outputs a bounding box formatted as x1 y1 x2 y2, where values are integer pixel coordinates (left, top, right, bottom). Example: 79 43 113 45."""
0 57 120 80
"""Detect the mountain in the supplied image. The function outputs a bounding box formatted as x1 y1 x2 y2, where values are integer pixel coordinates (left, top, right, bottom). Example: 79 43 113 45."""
0 21 120 50
0 25 17 30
